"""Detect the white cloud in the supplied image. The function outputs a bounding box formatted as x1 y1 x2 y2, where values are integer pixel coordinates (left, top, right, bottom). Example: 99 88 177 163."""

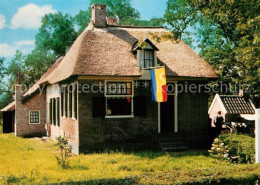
14 40 35 46
0 40 35 57
10 3 56 29
0 14 6 29
0 44 17 57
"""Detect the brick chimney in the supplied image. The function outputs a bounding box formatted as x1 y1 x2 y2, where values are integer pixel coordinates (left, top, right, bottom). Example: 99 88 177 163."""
15 85 23 136
92 4 107 28
106 17 118 25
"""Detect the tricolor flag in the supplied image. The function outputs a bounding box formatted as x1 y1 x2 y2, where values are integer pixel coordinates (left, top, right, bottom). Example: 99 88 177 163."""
150 67 167 102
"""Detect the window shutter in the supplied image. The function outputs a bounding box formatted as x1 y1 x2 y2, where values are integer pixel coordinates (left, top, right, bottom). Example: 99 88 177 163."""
74 84 78 119
99 97 106 118
69 85 73 118
65 86 67 117
53 98 56 125
134 96 147 116
61 87 64 116
49 99 52 124
57 98 60 127
92 97 99 118
92 97 106 118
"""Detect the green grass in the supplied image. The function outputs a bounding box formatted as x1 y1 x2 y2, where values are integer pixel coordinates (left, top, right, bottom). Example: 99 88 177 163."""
0 134 259 184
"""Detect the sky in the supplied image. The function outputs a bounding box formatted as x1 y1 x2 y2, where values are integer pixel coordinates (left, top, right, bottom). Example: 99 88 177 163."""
0 0 168 64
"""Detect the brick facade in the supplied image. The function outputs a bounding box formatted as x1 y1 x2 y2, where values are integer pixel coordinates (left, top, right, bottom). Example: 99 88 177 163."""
15 85 46 136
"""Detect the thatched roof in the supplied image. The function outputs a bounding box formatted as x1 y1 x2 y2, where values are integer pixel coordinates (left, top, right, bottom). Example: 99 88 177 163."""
1 101 15 112
1 20 218 111
46 23 217 84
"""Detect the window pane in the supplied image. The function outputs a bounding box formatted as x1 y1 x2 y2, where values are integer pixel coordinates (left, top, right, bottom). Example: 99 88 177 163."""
107 98 132 116
106 82 132 95
30 111 39 123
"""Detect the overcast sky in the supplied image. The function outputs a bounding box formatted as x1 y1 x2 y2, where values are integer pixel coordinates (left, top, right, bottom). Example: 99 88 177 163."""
0 0 167 63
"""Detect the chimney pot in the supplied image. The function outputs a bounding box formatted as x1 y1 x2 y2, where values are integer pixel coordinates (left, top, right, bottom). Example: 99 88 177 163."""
106 17 118 25
91 4 107 28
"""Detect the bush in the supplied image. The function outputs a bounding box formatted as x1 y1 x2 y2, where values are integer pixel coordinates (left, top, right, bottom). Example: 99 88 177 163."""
55 136 73 169
209 134 255 163
208 138 229 160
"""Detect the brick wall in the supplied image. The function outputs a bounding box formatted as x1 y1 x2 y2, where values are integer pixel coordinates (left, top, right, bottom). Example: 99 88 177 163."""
15 85 46 136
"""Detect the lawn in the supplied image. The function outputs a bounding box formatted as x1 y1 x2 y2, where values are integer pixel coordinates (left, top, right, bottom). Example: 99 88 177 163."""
0 134 259 185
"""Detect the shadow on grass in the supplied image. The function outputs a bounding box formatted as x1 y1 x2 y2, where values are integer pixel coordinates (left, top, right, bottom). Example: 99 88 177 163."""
50 176 138 185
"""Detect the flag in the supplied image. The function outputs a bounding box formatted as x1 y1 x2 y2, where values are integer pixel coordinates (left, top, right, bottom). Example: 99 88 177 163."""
150 67 167 102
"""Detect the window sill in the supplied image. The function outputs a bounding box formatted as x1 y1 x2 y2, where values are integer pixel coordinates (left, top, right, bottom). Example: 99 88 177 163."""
105 115 134 119
29 123 40 125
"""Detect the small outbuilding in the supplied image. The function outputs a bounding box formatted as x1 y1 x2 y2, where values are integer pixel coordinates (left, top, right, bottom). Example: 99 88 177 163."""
208 92 256 126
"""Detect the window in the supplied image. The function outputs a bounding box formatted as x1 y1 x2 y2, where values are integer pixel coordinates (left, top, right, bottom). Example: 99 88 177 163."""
64 86 68 117
140 50 154 69
30 111 40 124
49 99 52 124
69 85 73 118
49 97 60 127
57 97 60 126
61 87 64 116
73 83 78 119
105 81 133 118
106 82 132 95
53 98 56 125
107 97 132 116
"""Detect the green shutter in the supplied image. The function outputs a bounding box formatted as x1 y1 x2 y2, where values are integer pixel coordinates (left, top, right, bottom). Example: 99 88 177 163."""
65 86 67 117
49 99 52 124
53 98 56 125
74 83 78 119
61 87 64 117
57 98 60 127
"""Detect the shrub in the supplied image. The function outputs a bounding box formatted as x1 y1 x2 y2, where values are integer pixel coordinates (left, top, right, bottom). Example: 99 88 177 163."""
55 136 73 169
208 138 229 160
209 134 255 163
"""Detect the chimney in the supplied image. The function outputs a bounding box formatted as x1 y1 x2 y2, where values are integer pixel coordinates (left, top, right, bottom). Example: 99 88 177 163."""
15 85 23 136
92 4 107 28
239 89 244 97
106 17 118 25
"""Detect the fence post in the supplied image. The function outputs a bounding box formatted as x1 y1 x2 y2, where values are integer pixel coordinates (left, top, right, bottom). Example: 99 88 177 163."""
256 109 260 163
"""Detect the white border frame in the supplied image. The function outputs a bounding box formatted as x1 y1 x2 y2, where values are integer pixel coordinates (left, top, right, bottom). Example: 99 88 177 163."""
104 80 134 118
29 110 40 124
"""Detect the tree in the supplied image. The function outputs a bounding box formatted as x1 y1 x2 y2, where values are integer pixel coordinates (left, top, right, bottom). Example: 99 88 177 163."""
163 0 260 106
7 50 26 86
35 12 77 58
90 0 140 22
74 0 162 34
25 48 56 84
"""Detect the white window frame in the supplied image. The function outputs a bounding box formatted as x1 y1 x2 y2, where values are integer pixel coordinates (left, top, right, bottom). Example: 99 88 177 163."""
105 80 134 118
72 82 78 120
139 49 156 69
29 110 40 124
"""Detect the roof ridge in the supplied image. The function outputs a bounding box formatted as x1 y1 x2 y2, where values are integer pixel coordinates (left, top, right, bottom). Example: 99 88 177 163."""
107 25 165 29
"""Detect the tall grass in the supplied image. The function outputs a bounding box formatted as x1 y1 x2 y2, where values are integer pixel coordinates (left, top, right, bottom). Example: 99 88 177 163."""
0 134 259 184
